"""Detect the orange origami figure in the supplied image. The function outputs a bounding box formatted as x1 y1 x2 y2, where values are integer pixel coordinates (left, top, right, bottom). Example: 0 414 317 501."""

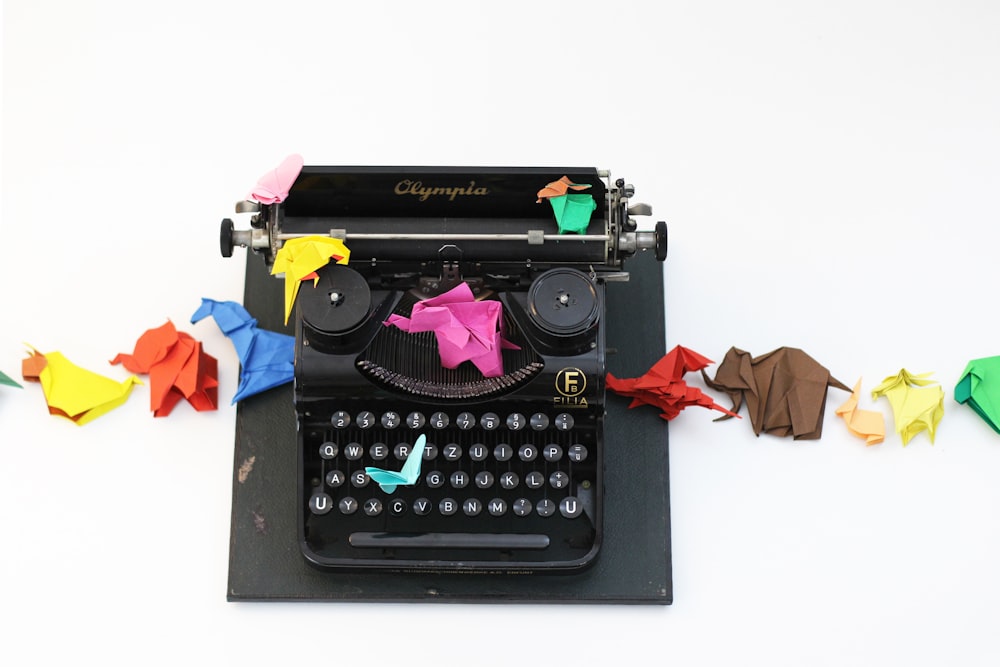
835 378 886 445
606 345 739 421
535 175 592 203
111 320 218 417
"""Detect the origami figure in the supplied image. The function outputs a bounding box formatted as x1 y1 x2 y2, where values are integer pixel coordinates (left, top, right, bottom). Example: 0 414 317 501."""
1 370 21 388
702 346 850 440
247 153 304 204
535 175 596 234
835 378 886 445
22 347 140 425
111 320 218 417
366 435 427 494
871 369 944 445
191 298 295 403
955 355 1000 434
606 345 739 421
271 235 351 325
383 283 519 378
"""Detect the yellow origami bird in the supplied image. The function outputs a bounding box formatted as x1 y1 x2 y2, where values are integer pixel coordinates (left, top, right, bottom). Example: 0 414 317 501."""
871 369 944 445
22 347 141 425
271 235 351 325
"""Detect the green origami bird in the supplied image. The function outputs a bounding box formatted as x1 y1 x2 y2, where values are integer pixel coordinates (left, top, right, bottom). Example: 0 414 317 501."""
871 369 944 445
954 355 1000 434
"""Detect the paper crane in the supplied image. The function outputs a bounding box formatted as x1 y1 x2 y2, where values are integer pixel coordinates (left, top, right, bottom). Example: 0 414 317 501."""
606 345 739 421
871 369 944 445
702 346 850 440
111 320 218 417
835 378 886 445
366 435 427 494
247 153 304 204
271 235 351 325
535 175 596 234
22 347 140 425
383 282 520 377
955 355 1000 434
190 298 295 403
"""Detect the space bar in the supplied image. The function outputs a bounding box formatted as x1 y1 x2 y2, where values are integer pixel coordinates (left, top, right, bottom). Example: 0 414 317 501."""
349 532 551 549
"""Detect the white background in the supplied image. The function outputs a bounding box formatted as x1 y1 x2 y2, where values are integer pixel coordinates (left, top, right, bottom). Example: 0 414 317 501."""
3 1 1000 665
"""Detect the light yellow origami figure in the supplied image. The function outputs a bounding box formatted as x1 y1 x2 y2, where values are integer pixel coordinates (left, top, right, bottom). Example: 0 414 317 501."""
271 235 351 324
871 369 944 445
835 378 885 445
22 347 141 425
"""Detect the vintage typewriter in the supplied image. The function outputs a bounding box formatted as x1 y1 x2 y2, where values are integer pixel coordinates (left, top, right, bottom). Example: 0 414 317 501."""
221 166 666 573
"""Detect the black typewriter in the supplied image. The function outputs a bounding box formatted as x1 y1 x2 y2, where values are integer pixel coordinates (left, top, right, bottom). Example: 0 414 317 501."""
221 166 666 573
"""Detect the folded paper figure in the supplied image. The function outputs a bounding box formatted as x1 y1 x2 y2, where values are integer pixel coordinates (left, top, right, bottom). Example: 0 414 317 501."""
247 153 304 204
191 298 295 403
536 175 597 234
271 235 351 325
366 434 428 494
871 369 944 445
702 346 850 440
835 378 885 445
1 370 21 388
955 356 1000 434
111 320 218 416
383 283 520 378
606 345 739 421
22 347 140 425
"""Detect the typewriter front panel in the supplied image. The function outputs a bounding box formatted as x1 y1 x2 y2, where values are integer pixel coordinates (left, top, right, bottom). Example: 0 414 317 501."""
295 266 606 573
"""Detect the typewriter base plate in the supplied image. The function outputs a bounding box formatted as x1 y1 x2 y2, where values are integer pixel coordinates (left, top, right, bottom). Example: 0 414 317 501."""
227 252 672 604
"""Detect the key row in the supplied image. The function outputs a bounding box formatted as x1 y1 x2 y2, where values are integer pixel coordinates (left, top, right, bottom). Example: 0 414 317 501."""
319 441 589 464
309 493 585 519
329 410 576 432
326 468 581 491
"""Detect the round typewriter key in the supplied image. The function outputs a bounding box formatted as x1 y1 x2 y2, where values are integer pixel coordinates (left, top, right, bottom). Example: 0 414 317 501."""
406 411 425 429
356 411 376 429
426 470 444 488
439 498 458 516
381 411 401 429
363 499 383 516
536 499 556 517
554 413 575 431
309 493 333 515
475 471 495 489
325 470 345 487
331 411 351 428
469 443 488 461
525 471 544 489
351 471 370 488
499 472 519 489
463 498 483 517
568 444 588 462
369 443 389 460
319 442 338 460
530 413 550 431
543 444 563 462
488 499 507 517
450 471 469 489
512 498 532 516
413 498 432 516
456 412 475 430
518 444 538 462
394 442 414 460
422 443 439 460
443 443 462 461
338 497 358 515
343 442 364 460
389 498 408 516
480 412 500 430
549 471 570 489
506 413 526 431
559 496 583 518
429 411 449 429
494 443 513 462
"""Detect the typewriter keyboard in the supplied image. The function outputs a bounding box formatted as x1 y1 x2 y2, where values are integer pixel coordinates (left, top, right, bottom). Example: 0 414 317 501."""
300 404 601 571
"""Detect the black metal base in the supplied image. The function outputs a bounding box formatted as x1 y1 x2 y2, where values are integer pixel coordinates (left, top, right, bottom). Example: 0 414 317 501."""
227 251 672 603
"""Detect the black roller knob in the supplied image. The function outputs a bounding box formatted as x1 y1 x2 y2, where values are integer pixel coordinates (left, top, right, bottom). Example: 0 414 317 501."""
220 218 234 258
655 220 668 261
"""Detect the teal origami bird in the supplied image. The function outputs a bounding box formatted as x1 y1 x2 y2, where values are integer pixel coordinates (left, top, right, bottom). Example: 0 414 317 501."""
366 435 427 494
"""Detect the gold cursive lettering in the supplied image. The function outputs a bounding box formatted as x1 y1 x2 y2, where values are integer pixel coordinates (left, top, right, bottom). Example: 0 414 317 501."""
394 179 490 201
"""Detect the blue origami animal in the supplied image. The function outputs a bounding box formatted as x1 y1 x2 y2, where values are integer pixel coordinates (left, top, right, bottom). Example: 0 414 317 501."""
191 298 294 403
